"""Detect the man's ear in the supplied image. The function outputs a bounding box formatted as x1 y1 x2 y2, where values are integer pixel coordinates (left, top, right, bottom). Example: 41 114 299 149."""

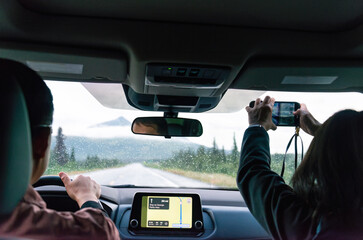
31 127 51 185
32 127 52 160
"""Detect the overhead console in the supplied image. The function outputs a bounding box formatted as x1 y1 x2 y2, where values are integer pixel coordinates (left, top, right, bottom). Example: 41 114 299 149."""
144 64 230 97
124 85 222 113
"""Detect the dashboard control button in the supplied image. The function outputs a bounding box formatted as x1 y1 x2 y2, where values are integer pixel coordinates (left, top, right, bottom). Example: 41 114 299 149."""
162 68 172 76
194 220 203 230
130 219 139 228
177 68 187 76
189 69 200 76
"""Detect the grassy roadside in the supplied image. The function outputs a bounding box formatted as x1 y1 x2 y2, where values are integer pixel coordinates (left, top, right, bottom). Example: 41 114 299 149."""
44 163 126 176
145 163 237 188
167 169 237 188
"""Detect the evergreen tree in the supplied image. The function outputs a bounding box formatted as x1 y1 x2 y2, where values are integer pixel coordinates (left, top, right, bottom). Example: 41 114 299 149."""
70 147 76 162
48 149 57 168
85 155 100 168
231 133 239 164
194 146 206 170
53 127 69 166
221 146 227 163
196 145 206 157
212 138 218 155
210 138 225 170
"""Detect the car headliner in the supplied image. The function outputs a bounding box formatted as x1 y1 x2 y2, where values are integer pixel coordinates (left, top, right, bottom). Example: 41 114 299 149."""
19 0 363 32
0 0 362 101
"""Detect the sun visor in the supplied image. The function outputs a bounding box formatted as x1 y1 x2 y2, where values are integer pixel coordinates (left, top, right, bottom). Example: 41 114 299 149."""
233 59 363 93
0 44 127 82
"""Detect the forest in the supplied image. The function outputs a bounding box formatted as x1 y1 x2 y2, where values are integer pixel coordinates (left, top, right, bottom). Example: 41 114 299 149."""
44 127 125 175
147 134 298 184
45 127 298 185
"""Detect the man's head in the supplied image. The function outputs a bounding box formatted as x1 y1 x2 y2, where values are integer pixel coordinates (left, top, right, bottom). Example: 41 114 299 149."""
14 62 54 184
133 118 168 136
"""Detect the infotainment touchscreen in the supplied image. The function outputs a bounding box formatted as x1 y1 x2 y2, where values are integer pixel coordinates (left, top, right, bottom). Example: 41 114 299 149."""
129 192 204 236
141 196 192 228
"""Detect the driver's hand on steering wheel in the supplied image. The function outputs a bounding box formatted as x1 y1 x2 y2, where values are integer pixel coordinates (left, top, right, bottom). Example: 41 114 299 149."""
59 172 101 208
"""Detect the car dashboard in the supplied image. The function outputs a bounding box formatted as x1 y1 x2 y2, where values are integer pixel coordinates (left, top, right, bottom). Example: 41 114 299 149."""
35 185 271 240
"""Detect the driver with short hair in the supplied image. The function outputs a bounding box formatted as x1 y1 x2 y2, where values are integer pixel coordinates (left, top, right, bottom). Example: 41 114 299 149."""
0 62 121 240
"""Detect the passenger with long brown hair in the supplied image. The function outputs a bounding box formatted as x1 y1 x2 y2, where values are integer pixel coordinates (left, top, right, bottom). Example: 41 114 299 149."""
237 96 363 239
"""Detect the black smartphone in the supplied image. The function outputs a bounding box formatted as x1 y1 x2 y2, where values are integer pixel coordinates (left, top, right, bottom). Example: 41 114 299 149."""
249 101 300 126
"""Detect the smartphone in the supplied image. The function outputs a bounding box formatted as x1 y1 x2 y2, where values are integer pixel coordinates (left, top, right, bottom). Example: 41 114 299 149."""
249 101 300 126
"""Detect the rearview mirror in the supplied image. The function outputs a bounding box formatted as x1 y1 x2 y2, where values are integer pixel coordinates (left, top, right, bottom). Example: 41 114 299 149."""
132 117 203 138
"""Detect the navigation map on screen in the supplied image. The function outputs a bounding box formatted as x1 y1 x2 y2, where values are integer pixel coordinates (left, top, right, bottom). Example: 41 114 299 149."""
141 196 193 229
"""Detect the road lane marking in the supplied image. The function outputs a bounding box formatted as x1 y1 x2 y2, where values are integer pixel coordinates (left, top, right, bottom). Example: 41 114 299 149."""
144 166 179 187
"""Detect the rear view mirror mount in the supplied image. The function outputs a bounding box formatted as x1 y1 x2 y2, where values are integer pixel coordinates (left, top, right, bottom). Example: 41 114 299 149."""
131 117 203 138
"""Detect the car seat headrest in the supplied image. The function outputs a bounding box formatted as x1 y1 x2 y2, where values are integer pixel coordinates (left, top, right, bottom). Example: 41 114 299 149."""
0 60 32 216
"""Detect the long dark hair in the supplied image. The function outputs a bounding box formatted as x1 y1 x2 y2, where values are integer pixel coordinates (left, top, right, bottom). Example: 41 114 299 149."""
291 110 363 218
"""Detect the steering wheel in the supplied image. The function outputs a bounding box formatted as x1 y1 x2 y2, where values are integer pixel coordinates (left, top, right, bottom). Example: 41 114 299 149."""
33 176 112 215
33 176 65 188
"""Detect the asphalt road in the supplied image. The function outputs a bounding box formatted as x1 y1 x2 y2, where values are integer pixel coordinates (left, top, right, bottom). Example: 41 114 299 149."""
72 163 214 188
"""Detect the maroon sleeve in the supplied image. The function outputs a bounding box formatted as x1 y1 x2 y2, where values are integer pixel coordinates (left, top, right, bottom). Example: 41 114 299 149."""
0 201 121 240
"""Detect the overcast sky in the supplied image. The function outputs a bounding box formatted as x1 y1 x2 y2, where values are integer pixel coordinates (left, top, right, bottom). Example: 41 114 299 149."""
45 81 363 153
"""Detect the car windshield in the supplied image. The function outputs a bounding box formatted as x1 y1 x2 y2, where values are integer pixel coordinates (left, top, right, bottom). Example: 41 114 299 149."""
43 81 363 189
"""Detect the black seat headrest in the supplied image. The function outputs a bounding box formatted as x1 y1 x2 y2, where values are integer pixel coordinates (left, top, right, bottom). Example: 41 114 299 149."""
0 60 33 216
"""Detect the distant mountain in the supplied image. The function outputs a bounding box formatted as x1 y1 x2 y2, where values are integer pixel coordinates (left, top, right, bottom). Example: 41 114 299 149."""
90 116 130 128
50 136 200 162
